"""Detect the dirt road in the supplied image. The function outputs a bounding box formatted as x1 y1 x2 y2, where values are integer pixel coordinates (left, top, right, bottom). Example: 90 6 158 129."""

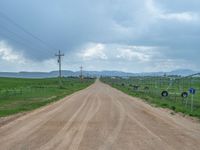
0 80 200 150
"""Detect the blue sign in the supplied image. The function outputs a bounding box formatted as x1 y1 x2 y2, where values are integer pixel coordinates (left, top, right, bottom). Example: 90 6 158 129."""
189 88 196 94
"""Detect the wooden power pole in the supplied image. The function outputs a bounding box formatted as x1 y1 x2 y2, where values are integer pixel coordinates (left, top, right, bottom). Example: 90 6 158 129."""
55 50 64 86
80 65 83 81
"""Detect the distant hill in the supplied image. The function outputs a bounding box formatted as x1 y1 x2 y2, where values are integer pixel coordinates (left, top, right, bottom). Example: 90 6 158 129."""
167 69 198 76
0 69 198 78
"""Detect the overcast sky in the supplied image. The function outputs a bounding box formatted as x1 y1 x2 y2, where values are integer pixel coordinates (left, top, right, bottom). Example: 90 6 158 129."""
0 0 199 72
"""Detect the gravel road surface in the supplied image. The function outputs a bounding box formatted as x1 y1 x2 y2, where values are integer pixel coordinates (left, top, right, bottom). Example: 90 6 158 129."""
0 80 200 150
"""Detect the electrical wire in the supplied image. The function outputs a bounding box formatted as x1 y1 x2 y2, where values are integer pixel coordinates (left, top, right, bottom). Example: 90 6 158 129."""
0 11 56 51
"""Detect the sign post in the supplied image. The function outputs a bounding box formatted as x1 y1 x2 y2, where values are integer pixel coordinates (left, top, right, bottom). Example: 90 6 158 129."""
189 88 196 112
191 94 194 112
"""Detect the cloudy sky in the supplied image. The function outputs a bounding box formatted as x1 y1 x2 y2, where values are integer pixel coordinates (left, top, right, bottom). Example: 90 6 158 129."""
0 0 199 72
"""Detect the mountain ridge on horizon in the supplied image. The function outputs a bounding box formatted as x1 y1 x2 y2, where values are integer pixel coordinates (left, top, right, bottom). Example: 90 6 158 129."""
0 69 198 78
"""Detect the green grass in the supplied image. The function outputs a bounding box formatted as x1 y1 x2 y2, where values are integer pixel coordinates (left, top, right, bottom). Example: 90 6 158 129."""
101 77 200 119
0 77 95 117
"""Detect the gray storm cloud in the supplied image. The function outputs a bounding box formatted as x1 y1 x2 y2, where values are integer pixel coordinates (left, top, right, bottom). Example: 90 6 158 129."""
0 0 199 72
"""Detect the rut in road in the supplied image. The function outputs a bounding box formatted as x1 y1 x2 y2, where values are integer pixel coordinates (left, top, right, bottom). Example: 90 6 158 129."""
0 80 200 150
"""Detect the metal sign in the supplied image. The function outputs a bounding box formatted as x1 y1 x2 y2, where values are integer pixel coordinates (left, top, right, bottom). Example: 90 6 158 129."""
189 88 196 95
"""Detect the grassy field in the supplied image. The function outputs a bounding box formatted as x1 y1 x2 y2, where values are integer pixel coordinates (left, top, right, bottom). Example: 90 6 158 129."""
101 76 200 119
0 77 95 117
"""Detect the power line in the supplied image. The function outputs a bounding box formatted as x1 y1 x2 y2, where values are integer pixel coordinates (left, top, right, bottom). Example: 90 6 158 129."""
0 31 39 52
0 11 56 51
0 24 46 51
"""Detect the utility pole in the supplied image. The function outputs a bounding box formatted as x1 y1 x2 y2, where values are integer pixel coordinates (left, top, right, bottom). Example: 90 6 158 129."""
55 50 64 87
80 65 83 81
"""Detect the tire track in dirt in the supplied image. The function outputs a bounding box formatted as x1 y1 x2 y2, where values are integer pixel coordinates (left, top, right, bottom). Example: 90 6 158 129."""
39 93 92 150
98 87 126 150
110 88 175 150
66 94 101 150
